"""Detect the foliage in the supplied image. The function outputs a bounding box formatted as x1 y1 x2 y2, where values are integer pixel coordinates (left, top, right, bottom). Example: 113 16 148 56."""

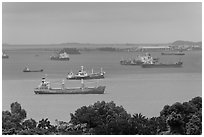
166 112 185 134
22 118 37 130
70 101 132 134
186 113 202 135
159 96 202 134
2 96 202 135
2 102 27 134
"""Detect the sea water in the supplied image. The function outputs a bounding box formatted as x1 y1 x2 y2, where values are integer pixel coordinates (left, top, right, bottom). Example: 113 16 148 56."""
2 49 202 123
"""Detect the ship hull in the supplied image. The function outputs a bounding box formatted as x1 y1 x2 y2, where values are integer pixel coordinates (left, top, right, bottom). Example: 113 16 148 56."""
67 74 105 80
23 69 43 72
161 52 185 55
141 63 182 68
50 57 70 61
2 56 9 59
120 61 143 65
120 58 159 65
51 58 69 61
34 86 105 94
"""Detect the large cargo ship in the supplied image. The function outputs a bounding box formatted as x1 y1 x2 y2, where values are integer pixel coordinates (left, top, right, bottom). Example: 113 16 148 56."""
141 61 183 68
67 66 105 80
50 52 70 61
120 53 159 65
34 77 105 94
161 51 185 55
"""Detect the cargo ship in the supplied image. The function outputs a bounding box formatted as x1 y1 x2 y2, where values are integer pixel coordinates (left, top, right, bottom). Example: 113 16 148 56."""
120 53 159 65
67 66 105 80
141 61 183 68
50 52 70 61
34 77 105 94
23 67 43 72
161 51 185 55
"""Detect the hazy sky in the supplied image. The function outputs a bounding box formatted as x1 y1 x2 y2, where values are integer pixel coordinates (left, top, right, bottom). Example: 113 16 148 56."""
2 2 202 44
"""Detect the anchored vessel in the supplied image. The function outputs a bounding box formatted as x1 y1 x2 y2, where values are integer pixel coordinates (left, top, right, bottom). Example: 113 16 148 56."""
23 67 43 72
67 66 105 80
50 52 70 61
161 51 185 55
2 52 9 59
120 53 159 65
34 77 105 94
141 61 183 68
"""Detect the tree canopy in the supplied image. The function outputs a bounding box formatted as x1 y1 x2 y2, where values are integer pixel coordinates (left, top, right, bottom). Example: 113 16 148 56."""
2 96 202 135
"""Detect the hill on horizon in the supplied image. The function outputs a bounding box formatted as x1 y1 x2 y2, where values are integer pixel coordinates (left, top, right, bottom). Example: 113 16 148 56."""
172 40 202 46
2 40 202 49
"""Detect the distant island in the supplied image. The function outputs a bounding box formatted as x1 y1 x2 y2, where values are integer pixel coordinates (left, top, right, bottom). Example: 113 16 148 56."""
2 40 202 52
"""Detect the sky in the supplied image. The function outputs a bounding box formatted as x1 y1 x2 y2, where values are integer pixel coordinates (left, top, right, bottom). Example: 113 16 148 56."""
2 2 202 44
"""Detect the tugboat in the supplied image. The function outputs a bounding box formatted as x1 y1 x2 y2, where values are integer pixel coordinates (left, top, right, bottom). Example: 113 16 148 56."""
23 67 43 72
120 53 159 65
34 77 105 94
50 52 70 61
67 66 105 80
2 52 9 59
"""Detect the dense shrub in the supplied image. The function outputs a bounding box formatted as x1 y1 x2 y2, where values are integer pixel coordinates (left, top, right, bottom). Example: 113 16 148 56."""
2 97 202 135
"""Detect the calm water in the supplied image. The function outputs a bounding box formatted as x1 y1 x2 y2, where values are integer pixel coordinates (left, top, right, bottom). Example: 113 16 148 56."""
2 50 202 123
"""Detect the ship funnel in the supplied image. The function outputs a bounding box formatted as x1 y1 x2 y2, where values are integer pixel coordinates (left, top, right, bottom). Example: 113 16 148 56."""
92 69 94 74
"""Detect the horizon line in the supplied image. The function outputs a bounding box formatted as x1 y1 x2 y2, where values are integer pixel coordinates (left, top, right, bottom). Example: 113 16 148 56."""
2 40 202 46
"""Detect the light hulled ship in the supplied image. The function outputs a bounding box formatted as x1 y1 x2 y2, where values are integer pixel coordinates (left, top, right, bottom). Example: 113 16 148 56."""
50 52 70 61
67 66 105 80
34 77 105 94
120 53 159 65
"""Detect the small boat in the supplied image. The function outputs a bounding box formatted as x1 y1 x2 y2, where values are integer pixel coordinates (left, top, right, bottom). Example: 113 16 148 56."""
161 51 185 55
120 53 159 65
2 52 9 59
67 66 105 80
50 52 70 61
34 77 105 94
23 67 43 72
141 61 183 68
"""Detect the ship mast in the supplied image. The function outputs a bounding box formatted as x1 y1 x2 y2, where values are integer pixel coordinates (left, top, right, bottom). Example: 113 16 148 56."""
81 66 84 72
81 79 85 89
61 79 65 89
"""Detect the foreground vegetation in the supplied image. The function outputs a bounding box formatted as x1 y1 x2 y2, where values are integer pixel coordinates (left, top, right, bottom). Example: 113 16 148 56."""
2 96 202 135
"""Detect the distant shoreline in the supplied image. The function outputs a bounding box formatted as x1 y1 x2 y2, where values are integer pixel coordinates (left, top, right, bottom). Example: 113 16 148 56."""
3 40 202 51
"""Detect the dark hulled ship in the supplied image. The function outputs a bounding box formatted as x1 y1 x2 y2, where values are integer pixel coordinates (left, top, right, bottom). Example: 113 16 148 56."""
141 61 183 68
161 51 185 55
23 67 43 72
